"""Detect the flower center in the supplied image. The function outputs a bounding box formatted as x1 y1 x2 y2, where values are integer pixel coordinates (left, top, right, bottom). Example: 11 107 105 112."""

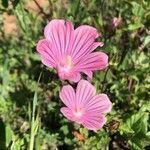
74 108 82 117
60 55 72 70
57 55 73 79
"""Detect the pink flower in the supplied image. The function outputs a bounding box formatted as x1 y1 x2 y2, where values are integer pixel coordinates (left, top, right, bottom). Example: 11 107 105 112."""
112 17 122 28
60 80 112 131
36 19 108 82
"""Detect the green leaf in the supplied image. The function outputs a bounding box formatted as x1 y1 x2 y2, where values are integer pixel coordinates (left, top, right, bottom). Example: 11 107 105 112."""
119 111 149 149
6 124 14 147
143 36 150 47
35 136 41 150
127 112 148 135
128 139 142 150
131 2 145 19
128 23 144 31
60 125 69 135
140 102 150 112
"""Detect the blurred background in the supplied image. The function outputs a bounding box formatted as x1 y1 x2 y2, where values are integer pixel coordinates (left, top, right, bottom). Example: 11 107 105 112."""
0 0 149 149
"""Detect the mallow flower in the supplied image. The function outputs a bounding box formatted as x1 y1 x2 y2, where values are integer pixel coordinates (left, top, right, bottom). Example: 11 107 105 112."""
60 80 112 131
112 17 122 28
36 19 108 82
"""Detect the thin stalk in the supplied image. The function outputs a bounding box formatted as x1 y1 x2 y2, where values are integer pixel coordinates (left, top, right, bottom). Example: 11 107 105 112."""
33 0 49 17
29 73 42 150
29 91 37 150
101 67 110 92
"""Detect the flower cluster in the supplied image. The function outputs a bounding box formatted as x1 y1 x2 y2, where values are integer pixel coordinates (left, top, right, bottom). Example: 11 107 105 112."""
36 19 112 131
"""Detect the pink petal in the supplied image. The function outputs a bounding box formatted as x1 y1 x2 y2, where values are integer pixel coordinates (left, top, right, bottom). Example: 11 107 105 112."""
85 94 112 113
67 72 81 82
44 19 74 58
71 25 100 63
59 85 76 109
60 107 75 122
76 80 96 108
76 52 108 72
92 42 104 49
36 39 57 67
82 114 106 131
40 56 54 68
82 70 93 80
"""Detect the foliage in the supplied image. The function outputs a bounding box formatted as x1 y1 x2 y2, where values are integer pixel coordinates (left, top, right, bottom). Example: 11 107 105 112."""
0 0 150 149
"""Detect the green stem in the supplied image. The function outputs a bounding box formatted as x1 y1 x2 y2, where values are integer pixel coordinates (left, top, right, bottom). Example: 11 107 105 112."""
29 73 42 150
29 90 37 150
101 67 110 92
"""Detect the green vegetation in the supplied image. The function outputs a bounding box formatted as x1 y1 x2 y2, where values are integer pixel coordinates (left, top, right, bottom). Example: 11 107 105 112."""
0 0 149 149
